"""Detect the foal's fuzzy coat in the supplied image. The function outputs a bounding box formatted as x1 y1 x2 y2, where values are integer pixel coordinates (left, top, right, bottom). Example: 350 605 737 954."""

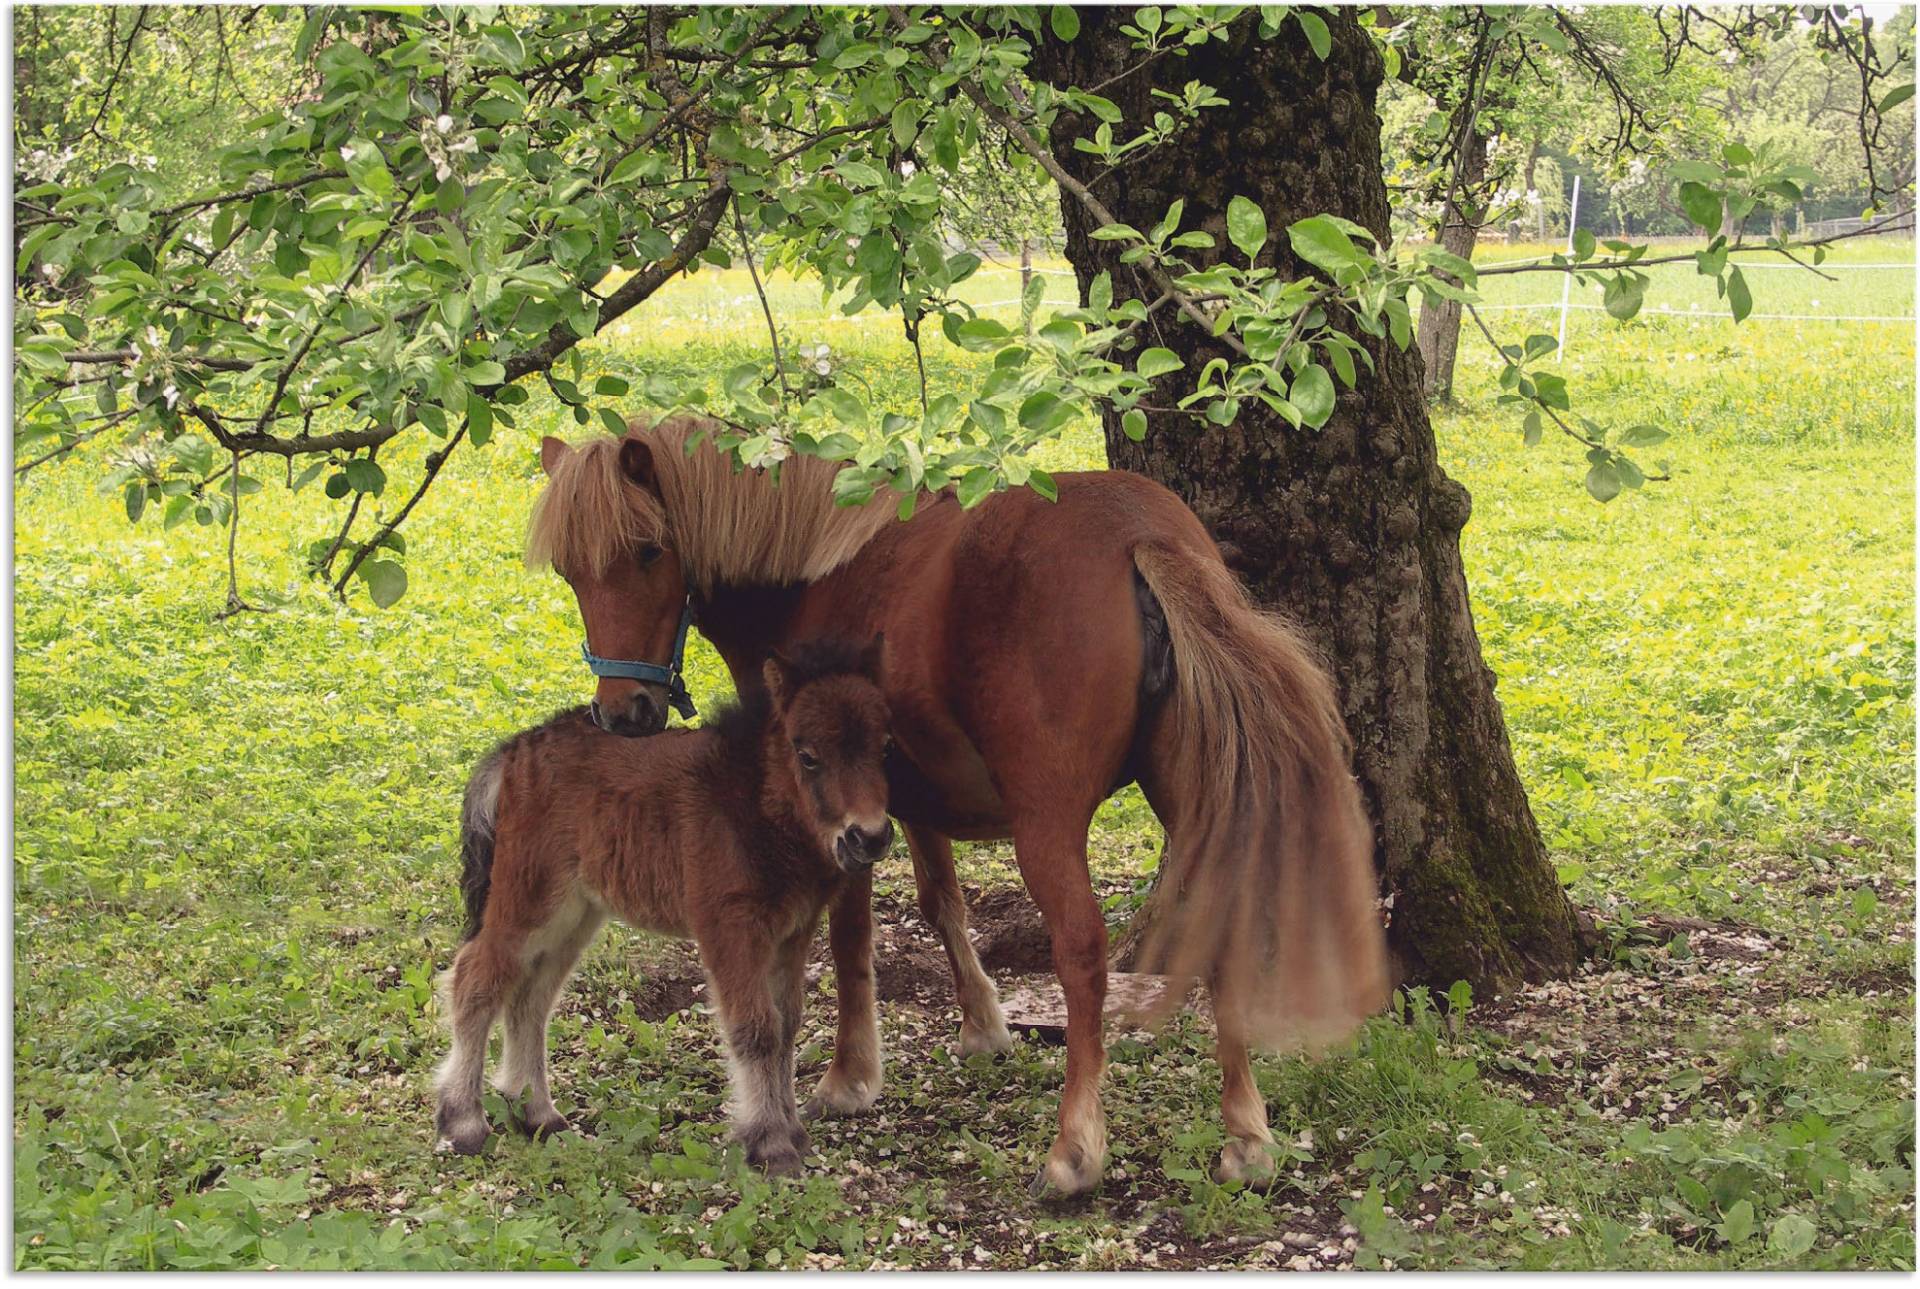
434 640 893 1173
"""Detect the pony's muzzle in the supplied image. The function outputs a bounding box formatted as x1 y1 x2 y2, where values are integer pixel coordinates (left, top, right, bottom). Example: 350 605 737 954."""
834 819 895 872
590 690 665 737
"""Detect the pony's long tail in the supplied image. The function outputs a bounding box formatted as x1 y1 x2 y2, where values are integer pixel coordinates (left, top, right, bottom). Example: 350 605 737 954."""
1129 542 1390 1051
457 752 504 943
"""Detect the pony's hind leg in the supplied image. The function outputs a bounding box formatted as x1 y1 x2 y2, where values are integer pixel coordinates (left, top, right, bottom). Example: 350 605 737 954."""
496 894 605 1139
1211 969 1278 1185
806 870 883 1119
907 825 1012 1056
435 934 521 1155
1009 816 1109 1200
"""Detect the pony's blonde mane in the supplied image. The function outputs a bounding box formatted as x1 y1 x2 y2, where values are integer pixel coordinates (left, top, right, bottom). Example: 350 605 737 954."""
525 433 667 576
526 416 896 590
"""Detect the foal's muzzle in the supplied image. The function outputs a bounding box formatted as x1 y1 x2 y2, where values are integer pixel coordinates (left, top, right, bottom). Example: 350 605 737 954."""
590 690 666 738
834 819 895 872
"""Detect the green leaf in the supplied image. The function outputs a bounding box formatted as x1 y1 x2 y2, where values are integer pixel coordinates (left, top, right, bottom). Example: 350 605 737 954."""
1878 82 1914 113
1522 409 1543 446
1289 363 1336 429
1616 424 1669 449
1288 215 1365 274
1678 181 1722 231
1572 227 1596 260
123 481 147 524
1121 408 1148 442
344 459 387 496
1049 6 1080 41
1294 10 1332 59
1226 195 1268 263
464 360 506 387
1726 266 1752 323
467 394 494 447
361 559 408 609
1712 1199 1755 1247
1768 1214 1816 1260
1089 223 1144 242
1601 275 1644 321
1584 458 1622 503
1137 348 1183 379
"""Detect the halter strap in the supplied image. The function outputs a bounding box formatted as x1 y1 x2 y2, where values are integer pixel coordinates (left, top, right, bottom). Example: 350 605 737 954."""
580 601 697 720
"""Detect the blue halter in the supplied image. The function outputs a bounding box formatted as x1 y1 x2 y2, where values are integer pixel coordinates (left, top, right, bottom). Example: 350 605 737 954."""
580 600 697 720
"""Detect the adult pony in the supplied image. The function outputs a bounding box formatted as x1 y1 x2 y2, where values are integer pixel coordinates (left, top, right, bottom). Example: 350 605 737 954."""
527 417 1388 1196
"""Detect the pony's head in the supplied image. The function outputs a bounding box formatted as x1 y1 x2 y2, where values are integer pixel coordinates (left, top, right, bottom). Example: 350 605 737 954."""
764 636 895 874
528 434 689 737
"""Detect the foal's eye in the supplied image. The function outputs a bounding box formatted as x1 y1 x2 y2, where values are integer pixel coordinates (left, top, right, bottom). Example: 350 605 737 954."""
638 544 664 567
795 747 821 772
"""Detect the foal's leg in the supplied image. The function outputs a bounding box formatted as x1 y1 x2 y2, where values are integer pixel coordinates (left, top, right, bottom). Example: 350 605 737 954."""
435 932 523 1155
701 926 808 1176
805 871 883 1119
906 824 1012 1056
769 923 818 1157
496 897 606 1139
1011 817 1110 1199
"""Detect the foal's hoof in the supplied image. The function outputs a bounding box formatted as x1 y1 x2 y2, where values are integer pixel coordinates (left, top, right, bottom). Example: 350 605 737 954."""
1027 1146 1103 1202
435 1107 492 1156
524 1113 575 1142
746 1140 805 1178
1215 1137 1278 1188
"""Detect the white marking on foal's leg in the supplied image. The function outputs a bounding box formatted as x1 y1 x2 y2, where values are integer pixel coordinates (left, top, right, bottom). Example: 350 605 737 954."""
496 896 603 1137
434 962 498 1155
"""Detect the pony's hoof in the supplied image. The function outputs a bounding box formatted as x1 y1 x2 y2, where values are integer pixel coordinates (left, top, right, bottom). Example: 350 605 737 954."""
747 1141 805 1177
788 1122 813 1157
1027 1146 1102 1201
802 1073 877 1119
1215 1137 1278 1188
959 1015 1014 1057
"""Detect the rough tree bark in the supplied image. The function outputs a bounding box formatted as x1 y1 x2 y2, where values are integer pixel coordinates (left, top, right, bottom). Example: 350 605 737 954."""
1034 9 1584 993
1414 122 1489 402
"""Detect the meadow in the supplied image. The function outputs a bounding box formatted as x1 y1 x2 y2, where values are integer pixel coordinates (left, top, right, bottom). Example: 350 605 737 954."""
12 237 1915 1269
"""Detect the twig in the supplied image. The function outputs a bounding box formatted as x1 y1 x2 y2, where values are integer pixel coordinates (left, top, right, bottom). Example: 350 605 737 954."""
13 410 135 477
332 425 468 597
733 195 791 406
214 448 262 619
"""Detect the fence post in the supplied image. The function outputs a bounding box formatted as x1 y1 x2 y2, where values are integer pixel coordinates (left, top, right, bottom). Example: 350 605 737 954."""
1558 173 1582 359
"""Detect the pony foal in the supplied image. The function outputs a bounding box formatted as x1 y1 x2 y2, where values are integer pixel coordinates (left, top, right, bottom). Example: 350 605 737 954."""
433 638 894 1174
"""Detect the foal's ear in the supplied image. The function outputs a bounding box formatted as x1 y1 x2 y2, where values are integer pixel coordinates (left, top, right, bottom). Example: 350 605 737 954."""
762 653 794 710
618 437 657 492
856 632 886 684
539 435 570 477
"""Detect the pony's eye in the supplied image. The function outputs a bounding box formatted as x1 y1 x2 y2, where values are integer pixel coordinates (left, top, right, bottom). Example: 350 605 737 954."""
795 747 821 772
638 544 664 567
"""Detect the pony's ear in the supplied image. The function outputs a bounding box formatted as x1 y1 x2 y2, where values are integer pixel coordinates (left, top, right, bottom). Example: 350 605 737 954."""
762 653 793 710
856 632 886 684
539 436 570 477
618 437 657 492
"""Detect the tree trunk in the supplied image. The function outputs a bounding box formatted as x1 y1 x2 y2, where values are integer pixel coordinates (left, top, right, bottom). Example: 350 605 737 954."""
1034 10 1583 993
1414 123 1488 402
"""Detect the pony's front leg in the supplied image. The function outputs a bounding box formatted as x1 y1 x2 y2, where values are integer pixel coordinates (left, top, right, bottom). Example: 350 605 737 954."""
1012 819 1109 1199
906 824 1012 1056
804 871 883 1119
703 928 808 1176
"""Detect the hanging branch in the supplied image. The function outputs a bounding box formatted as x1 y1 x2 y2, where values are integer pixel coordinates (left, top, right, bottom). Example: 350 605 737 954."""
733 194 791 407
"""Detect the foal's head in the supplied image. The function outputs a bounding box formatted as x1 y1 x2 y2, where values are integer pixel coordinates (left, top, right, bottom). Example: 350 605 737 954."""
529 434 690 737
763 637 895 874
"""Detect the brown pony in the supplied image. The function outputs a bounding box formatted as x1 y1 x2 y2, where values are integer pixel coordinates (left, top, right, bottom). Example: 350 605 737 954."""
434 638 893 1175
528 418 1389 1197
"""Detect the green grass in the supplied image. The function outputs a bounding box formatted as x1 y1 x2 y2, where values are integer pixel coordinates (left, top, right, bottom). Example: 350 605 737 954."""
13 238 1915 1269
